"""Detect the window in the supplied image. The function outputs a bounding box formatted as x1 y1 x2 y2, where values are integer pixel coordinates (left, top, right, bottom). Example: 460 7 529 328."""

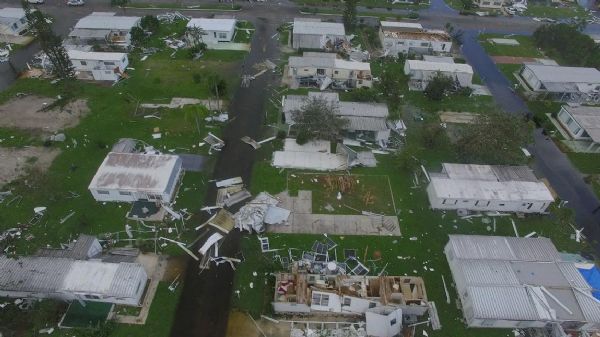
311 293 329 306
334 70 339 75
97 190 110 195
104 62 115 66
119 191 132 196
80 61 87 66
368 302 376 308
317 69 325 75
214 32 217 38
218 32 227 39
499 203 505 206
343 297 351 306
481 320 495 327
420 42 429 47
84 294 100 299
390 318 397 326
442 199 447 204
441 44 446 51
105 71 112 74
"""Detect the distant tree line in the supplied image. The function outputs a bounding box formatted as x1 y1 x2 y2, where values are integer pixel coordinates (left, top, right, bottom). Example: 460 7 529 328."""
533 24 600 69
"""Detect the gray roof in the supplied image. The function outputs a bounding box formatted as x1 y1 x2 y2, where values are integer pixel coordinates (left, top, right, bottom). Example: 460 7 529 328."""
74 13 140 30
562 105 600 143
68 28 111 39
344 116 388 131
37 234 100 260
447 235 600 324
293 19 345 36
283 92 388 123
442 163 538 182
524 64 600 84
0 256 71 293
288 52 371 71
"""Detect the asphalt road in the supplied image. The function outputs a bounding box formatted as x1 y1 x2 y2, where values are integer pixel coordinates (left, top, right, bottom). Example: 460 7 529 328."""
460 30 600 250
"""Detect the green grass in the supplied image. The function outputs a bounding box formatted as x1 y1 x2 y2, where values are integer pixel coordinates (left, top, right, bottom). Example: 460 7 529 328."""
287 173 396 215
479 34 544 58
496 63 523 86
524 3 589 19
234 21 255 44
567 153 600 174
60 301 113 328
0 127 43 147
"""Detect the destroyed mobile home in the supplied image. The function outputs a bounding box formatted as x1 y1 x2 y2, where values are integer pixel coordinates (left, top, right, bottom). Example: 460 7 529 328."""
67 12 141 48
286 52 373 90
0 234 148 306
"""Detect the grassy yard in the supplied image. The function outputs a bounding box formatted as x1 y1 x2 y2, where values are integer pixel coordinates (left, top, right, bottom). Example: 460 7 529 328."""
479 34 544 58
496 63 522 86
524 3 589 19
234 21 255 44
567 153 600 174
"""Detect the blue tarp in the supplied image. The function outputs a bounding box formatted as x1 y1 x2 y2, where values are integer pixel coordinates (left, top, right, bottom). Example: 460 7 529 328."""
578 266 600 300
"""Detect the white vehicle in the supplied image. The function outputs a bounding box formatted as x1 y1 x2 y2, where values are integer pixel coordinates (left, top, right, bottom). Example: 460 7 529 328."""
66 0 85 6
27 0 45 4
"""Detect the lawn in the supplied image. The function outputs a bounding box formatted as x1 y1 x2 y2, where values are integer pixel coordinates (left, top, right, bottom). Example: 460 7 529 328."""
567 153 600 174
496 63 523 86
233 21 255 44
479 34 544 58
524 3 589 19
287 173 397 215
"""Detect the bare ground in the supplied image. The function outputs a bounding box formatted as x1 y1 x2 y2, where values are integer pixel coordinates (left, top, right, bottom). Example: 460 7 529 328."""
0 95 89 133
0 147 60 187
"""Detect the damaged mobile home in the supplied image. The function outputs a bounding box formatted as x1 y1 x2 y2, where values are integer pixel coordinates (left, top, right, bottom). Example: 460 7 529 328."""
292 18 346 50
379 21 452 57
283 92 390 144
0 234 148 306
68 50 128 81
286 52 373 90
426 163 554 214
186 18 237 44
404 58 473 91
0 7 32 36
67 12 141 48
518 64 600 104
446 235 600 335
88 152 183 204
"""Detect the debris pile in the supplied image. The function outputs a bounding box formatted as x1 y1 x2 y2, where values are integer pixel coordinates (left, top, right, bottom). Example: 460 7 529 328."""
156 11 190 23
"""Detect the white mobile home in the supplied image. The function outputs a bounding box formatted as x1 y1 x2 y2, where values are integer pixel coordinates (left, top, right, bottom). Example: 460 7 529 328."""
283 92 390 143
556 105 600 153
292 18 346 50
68 12 141 47
404 59 473 90
426 163 554 213
89 152 183 203
519 64 600 103
186 18 237 44
0 256 148 306
379 21 452 57
0 8 31 36
445 235 600 333
287 52 372 89
68 50 128 81
476 0 507 9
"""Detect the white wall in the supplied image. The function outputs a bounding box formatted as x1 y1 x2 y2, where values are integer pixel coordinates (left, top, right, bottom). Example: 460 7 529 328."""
200 29 235 43
292 33 345 50
426 183 551 213
365 308 403 337
520 67 542 91
272 302 311 313
0 15 28 35
71 54 128 81
381 34 452 56
557 108 588 139
310 291 342 313
341 296 379 314
289 65 373 89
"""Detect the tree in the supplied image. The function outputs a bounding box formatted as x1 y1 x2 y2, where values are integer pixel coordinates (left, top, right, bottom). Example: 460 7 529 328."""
395 144 420 172
424 73 454 101
533 24 600 69
456 111 533 164
291 96 349 143
420 123 446 149
140 15 160 33
130 26 145 46
22 1 74 79
445 22 464 45
342 0 358 31
187 26 206 47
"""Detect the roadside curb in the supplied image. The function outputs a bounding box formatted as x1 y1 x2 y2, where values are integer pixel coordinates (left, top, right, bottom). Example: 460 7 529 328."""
122 6 242 12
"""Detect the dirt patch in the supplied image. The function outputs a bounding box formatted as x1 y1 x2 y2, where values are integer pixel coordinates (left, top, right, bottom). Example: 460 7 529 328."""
0 147 60 187
0 96 89 133
162 255 188 282
491 56 537 64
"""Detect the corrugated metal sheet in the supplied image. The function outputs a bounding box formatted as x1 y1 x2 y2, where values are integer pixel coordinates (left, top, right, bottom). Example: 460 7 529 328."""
457 260 519 286
505 237 560 262
491 165 538 182
574 290 600 323
557 262 592 289
448 235 559 261
37 234 100 260
109 263 147 297
469 285 540 321
0 256 71 292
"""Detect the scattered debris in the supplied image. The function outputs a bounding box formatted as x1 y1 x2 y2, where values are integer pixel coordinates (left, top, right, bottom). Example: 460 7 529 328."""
204 133 225 153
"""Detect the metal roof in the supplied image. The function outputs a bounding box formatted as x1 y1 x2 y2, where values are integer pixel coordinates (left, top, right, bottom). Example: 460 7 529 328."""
68 28 111 39
293 19 345 36
0 256 71 292
88 152 181 193
429 177 555 203
74 13 140 30
524 64 600 84
344 116 388 131
406 60 473 74
447 235 561 261
289 52 371 71
562 105 600 143
469 286 540 321
37 234 100 260
0 7 26 19
442 163 538 182
68 50 127 62
380 21 423 29
186 18 236 32
456 259 520 285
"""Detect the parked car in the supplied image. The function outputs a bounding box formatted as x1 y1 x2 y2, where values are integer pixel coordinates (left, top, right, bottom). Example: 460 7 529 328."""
27 0 45 4
66 0 85 6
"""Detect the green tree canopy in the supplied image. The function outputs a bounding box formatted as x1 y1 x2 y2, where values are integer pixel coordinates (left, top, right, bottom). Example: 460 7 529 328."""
533 24 600 69
291 97 349 143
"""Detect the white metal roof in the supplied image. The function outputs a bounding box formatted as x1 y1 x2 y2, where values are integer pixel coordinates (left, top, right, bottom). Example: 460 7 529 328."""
272 151 348 171
344 116 388 131
89 152 181 193
447 235 561 261
380 21 423 29
469 286 541 321
74 13 140 30
441 163 538 182
429 177 554 203
406 60 473 74
0 7 27 19
562 105 600 143
0 256 72 293
186 18 236 32
293 19 345 36
68 50 127 62
289 53 371 71
524 64 600 84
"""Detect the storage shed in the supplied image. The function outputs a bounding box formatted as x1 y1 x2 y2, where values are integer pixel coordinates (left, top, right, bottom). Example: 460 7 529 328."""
426 163 554 213
89 152 183 203
445 235 600 333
